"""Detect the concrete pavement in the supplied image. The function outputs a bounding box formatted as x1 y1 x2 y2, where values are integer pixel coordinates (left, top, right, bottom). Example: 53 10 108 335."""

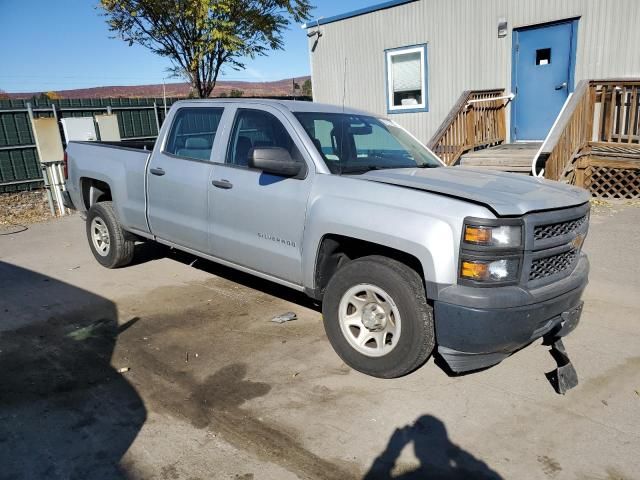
1 205 639 480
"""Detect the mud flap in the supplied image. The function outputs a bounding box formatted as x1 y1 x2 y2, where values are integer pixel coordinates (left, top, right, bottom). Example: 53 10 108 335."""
545 338 578 394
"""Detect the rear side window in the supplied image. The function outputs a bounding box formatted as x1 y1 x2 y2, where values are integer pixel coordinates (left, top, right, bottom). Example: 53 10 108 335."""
164 107 223 161
226 109 298 167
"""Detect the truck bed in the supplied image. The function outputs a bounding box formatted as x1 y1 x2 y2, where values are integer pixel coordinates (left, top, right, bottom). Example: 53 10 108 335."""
65 140 153 234
78 139 156 151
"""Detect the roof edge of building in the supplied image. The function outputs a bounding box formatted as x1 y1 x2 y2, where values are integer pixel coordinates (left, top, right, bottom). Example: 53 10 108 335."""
301 0 418 29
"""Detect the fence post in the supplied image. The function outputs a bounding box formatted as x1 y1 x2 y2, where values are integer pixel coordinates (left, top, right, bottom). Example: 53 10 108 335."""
575 157 587 190
153 102 161 135
27 102 56 215
465 105 475 150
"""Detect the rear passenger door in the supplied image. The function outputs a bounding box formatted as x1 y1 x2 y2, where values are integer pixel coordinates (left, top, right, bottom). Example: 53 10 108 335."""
209 106 313 285
147 106 224 253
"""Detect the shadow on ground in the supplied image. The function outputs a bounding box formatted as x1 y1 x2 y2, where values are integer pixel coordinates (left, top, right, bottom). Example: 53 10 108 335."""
0 262 145 480
136 241 321 311
363 415 503 480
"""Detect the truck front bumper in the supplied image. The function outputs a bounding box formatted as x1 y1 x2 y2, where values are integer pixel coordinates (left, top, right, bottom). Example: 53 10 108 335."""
433 254 589 372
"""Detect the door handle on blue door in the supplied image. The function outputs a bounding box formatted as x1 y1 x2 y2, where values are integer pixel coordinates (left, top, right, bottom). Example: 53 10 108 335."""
212 179 233 189
555 82 568 90
150 167 165 176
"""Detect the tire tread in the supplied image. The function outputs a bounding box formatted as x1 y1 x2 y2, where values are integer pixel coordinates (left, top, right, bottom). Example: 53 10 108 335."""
86 201 134 269
322 255 435 378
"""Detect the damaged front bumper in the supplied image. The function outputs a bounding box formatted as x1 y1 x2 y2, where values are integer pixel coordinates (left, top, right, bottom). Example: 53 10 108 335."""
433 254 588 374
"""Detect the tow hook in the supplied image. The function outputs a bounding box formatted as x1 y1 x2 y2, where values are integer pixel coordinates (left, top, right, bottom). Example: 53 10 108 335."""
545 338 578 394
544 302 583 394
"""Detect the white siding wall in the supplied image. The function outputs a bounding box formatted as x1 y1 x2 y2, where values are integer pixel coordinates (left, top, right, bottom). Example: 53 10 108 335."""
308 0 640 143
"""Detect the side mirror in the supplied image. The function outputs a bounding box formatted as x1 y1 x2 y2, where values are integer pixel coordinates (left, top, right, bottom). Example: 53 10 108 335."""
249 147 302 177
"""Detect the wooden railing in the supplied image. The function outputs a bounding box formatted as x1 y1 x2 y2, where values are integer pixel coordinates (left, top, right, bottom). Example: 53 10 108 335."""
428 89 508 165
540 79 640 182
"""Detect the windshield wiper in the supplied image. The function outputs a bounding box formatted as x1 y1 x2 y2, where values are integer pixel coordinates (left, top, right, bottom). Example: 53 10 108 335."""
414 163 440 168
340 165 386 174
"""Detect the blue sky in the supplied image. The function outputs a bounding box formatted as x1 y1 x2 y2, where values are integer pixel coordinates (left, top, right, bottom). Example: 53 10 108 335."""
0 0 378 93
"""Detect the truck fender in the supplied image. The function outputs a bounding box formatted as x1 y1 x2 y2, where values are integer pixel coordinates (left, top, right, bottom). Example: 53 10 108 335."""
301 197 458 293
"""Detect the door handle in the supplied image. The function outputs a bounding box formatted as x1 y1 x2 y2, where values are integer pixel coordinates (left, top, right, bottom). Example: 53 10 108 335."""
150 167 165 176
212 179 233 189
555 82 568 90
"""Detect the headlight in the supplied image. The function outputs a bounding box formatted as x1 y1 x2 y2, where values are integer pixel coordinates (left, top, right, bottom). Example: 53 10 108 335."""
463 224 522 248
459 218 525 286
460 257 520 283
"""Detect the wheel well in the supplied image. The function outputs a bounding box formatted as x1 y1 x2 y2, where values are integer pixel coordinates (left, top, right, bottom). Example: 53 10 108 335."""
313 234 425 299
80 178 112 210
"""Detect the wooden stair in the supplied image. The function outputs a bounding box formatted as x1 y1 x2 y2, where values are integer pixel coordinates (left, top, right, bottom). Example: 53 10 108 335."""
458 142 541 173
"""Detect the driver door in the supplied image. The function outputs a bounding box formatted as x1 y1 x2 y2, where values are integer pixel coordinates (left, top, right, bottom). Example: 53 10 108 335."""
208 106 313 285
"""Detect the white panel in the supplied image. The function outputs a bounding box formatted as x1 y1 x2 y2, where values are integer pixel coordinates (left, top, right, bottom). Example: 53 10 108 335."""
60 117 97 142
31 117 64 163
95 114 121 141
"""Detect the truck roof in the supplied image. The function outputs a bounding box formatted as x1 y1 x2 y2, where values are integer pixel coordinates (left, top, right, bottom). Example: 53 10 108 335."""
171 98 371 116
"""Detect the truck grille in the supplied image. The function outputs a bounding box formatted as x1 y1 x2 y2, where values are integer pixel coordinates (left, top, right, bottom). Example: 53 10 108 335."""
529 249 578 281
534 215 587 241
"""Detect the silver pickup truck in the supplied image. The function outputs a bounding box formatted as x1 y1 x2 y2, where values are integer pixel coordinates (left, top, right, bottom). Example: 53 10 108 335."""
64 99 590 380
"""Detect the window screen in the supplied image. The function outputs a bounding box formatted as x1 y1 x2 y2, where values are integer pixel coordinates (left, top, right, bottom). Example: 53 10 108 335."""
392 52 422 93
386 45 427 111
164 107 223 161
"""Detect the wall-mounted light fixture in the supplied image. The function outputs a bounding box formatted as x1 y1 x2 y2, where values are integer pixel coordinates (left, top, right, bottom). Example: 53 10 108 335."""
498 18 508 38
307 29 322 52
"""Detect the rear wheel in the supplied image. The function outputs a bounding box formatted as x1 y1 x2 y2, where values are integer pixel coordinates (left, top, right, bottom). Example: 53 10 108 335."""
86 201 134 269
322 255 435 378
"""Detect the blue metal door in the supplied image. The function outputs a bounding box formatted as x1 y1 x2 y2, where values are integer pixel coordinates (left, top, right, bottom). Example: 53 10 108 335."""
512 21 577 140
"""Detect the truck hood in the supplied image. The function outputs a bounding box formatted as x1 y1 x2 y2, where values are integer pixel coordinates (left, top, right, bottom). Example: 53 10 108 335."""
358 167 590 216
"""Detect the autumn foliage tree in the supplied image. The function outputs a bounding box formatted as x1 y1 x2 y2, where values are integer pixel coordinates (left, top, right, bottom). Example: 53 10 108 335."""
301 78 312 97
100 0 312 98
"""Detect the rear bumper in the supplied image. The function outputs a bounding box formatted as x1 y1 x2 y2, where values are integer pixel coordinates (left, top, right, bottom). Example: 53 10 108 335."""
434 254 588 372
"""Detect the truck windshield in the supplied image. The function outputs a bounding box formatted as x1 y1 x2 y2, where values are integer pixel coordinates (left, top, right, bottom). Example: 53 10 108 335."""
294 112 442 174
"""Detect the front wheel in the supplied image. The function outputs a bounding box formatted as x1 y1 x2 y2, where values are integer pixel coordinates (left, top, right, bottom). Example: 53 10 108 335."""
322 255 435 378
86 201 134 269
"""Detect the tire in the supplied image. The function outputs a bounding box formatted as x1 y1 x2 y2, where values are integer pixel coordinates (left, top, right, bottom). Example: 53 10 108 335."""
322 255 435 378
86 201 135 269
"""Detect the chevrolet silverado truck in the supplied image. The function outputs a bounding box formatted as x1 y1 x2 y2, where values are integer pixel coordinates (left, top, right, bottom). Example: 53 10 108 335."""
63 99 590 380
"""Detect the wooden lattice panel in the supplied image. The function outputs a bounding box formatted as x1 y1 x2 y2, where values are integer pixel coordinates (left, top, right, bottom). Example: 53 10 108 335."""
584 165 640 199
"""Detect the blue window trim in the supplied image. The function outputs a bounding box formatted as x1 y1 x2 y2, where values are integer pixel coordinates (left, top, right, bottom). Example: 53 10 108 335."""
301 0 418 29
510 17 579 141
385 44 429 114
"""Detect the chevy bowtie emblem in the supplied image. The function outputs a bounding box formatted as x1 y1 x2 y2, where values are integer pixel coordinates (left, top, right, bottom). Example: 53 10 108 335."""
570 233 585 250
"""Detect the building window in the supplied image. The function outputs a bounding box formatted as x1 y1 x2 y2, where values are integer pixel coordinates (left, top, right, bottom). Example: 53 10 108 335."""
386 44 428 113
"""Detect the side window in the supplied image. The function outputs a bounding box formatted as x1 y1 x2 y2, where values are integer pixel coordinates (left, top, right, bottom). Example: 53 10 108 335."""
303 119 337 161
164 107 223 161
226 109 299 167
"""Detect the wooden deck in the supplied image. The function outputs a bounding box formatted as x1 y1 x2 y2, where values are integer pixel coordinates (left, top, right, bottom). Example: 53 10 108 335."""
458 142 541 173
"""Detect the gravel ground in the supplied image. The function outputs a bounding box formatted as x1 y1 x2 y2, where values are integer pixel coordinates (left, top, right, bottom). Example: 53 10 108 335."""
0 190 54 227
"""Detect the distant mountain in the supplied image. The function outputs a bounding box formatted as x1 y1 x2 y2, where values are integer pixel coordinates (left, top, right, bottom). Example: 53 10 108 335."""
6 77 311 99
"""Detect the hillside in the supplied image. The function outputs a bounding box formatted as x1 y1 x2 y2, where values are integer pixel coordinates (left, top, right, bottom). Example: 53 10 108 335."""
5 76 311 99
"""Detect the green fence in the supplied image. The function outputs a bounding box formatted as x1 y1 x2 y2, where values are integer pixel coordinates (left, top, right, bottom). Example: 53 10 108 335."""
0 97 180 193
